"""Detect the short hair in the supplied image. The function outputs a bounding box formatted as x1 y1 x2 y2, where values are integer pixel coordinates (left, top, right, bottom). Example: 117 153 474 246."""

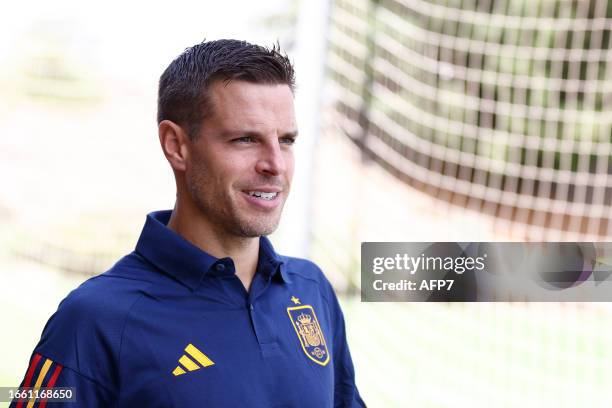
157 39 295 139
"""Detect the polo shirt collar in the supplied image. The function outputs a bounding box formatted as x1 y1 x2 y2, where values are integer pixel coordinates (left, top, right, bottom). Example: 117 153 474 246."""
135 210 289 290
259 235 291 284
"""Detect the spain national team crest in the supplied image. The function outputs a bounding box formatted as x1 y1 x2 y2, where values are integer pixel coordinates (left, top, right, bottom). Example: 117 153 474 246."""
287 305 329 366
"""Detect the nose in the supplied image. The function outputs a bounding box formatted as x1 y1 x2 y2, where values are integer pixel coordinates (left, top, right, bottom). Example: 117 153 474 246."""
255 140 287 177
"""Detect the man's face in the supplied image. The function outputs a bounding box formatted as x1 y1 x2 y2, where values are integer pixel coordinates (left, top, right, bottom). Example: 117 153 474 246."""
184 80 297 238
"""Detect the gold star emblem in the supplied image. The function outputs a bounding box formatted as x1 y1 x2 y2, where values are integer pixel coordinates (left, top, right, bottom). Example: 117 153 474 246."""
290 296 301 305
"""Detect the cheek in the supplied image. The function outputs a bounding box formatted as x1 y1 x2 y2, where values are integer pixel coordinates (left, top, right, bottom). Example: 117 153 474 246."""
193 152 227 180
187 155 226 193
286 154 295 180
218 159 251 188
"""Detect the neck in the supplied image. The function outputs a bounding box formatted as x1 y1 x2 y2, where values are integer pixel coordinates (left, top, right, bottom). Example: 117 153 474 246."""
167 198 259 292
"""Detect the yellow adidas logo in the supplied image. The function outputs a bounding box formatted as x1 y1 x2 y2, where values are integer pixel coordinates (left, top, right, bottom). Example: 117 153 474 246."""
172 343 215 376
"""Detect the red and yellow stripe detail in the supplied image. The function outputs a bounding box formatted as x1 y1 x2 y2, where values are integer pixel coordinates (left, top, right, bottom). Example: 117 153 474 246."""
16 353 63 408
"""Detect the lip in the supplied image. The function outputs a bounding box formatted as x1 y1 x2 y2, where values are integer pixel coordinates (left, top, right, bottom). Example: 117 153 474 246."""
240 189 282 211
243 186 282 193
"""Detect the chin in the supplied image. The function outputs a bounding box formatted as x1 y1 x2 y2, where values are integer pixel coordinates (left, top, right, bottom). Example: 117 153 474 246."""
232 217 281 237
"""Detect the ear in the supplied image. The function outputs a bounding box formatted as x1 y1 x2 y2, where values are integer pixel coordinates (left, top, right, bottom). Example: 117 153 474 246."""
159 120 190 172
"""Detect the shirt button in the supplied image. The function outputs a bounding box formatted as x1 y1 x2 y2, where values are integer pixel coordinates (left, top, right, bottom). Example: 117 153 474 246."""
214 263 225 272
249 304 254 311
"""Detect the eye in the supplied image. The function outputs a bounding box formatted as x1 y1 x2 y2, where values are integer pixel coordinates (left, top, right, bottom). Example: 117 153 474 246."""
280 136 296 145
232 136 255 143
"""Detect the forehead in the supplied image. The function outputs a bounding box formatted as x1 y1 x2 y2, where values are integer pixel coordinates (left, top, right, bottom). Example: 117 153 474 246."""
205 80 296 131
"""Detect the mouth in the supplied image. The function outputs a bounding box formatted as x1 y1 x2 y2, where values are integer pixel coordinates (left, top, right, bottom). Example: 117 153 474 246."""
246 191 279 201
240 187 283 210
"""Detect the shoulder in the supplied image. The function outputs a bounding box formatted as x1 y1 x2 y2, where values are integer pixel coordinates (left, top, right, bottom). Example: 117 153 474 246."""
34 253 155 389
281 255 325 283
280 255 337 302
44 253 155 332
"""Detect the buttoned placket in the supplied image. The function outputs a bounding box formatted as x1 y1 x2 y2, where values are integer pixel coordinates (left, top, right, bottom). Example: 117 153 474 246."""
206 258 282 356
247 270 281 357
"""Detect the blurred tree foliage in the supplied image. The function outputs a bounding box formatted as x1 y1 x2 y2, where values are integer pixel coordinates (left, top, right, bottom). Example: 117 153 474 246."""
329 0 611 183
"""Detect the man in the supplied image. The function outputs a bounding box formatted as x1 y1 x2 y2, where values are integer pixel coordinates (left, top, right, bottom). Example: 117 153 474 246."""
12 39 365 407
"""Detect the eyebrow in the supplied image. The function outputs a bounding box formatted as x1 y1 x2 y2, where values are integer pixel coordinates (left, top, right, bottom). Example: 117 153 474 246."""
281 130 299 138
220 130 299 138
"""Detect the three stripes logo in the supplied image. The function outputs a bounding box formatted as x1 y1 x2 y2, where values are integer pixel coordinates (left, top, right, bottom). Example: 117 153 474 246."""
172 343 214 376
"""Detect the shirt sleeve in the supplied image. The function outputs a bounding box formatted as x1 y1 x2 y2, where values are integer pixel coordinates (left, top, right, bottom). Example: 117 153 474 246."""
9 281 121 408
10 351 115 408
324 281 367 408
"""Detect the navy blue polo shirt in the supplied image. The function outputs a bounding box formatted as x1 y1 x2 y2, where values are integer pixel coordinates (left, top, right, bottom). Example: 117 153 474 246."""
12 210 365 407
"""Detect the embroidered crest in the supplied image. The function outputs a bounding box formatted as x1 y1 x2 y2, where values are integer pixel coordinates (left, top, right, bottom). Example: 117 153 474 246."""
287 305 329 366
